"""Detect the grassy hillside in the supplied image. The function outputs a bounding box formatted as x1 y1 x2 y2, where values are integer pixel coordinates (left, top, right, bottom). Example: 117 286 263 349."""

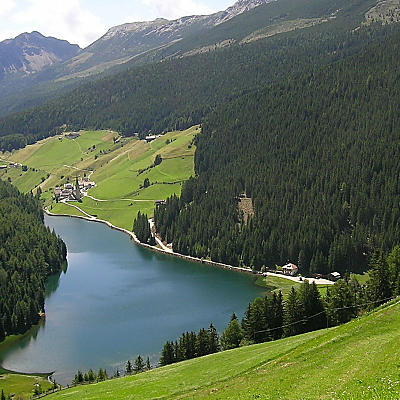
0 126 197 230
44 299 400 399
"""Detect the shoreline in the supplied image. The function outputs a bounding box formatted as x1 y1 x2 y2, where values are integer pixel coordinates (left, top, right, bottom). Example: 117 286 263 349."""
44 208 258 276
44 208 334 285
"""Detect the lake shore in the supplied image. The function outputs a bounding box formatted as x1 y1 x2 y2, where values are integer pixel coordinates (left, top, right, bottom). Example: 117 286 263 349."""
44 206 334 286
44 207 257 277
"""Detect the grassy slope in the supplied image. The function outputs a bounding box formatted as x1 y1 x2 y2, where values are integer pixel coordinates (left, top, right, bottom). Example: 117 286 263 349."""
255 275 330 297
0 127 197 228
46 300 400 400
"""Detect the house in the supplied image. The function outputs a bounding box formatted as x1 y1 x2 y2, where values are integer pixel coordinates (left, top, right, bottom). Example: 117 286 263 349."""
155 200 166 206
282 263 299 276
65 132 80 140
64 183 74 190
9 163 18 168
328 271 341 281
0 165 7 169
145 135 157 142
53 187 62 198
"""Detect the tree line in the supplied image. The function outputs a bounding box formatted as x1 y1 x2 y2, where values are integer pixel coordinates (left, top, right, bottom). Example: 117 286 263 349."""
0 180 67 341
132 211 155 245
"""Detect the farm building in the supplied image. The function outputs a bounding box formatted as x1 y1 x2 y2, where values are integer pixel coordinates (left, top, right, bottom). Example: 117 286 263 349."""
282 263 299 276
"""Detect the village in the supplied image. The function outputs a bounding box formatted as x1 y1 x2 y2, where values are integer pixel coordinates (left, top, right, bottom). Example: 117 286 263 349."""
53 177 95 201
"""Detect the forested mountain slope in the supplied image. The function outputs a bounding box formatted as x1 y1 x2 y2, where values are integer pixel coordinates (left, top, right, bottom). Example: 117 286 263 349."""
0 0 378 124
155 27 400 274
0 180 66 341
0 0 391 151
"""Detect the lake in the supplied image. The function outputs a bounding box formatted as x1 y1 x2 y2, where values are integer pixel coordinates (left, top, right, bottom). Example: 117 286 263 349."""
0 215 264 384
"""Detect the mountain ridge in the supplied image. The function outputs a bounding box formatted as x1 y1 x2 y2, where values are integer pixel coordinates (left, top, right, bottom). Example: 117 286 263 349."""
0 31 80 78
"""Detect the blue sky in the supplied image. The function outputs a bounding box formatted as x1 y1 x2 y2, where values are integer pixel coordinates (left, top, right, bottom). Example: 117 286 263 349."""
0 0 233 47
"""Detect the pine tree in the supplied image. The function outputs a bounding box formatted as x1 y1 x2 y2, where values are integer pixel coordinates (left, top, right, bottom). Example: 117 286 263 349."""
160 341 175 366
366 249 392 308
220 318 243 350
87 368 96 382
146 356 151 370
284 287 302 337
208 323 220 353
133 355 145 373
1 389 5 400
125 360 133 374
74 370 84 384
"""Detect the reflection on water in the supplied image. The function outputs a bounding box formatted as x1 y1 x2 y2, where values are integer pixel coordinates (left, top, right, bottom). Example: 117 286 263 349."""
1 215 264 384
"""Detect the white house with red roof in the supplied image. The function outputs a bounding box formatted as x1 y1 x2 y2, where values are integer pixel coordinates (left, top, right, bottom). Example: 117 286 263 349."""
282 263 298 276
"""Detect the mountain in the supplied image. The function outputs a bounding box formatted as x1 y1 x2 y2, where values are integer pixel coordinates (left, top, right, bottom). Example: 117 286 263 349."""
0 0 367 117
0 31 80 79
48 0 276 81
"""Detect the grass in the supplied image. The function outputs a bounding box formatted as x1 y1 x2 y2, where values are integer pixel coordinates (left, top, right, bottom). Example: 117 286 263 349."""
0 127 198 223
45 299 400 400
255 275 330 297
0 373 53 399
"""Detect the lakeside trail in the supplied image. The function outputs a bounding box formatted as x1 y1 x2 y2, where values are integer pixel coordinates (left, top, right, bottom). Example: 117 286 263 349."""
45 204 333 285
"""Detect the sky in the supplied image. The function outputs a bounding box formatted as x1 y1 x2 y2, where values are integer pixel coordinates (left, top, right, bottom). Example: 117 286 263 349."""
0 0 233 48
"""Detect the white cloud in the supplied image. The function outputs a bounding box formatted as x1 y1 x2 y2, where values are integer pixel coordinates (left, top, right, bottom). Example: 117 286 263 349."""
0 0 16 17
141 0 213 20
9 0 107 47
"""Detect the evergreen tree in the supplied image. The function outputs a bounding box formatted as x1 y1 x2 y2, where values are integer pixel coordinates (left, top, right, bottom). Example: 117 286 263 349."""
284 287 302 337
1 389 5 400
87 368 96 382
133 355 145 373
208 323 220 353
125 360 133 375
74 370 84 384
146 356 151 371
220 318 243 350
160 341 175 366
366 250 393 308
195 328 210 357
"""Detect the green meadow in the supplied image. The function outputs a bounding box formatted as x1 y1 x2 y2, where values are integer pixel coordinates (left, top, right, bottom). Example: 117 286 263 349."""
255 275 331 297
0 126 198 229
45 299 400 400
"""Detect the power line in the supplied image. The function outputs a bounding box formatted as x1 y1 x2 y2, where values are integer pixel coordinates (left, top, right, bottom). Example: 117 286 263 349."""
253 296 397 337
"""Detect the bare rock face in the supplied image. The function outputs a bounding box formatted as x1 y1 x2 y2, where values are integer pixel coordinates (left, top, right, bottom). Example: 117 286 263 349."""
0 31 80 77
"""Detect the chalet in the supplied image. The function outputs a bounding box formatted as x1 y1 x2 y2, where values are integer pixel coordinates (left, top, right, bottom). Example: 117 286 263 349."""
64 183 74 190
9 163 18 168
0 165 7 169
282 263 299 276
328 271 342 281
155 200 166 206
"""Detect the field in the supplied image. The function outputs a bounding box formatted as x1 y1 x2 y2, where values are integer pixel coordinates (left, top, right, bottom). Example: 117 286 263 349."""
0 127 198 227
44 299 400 400
255 275 331 297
